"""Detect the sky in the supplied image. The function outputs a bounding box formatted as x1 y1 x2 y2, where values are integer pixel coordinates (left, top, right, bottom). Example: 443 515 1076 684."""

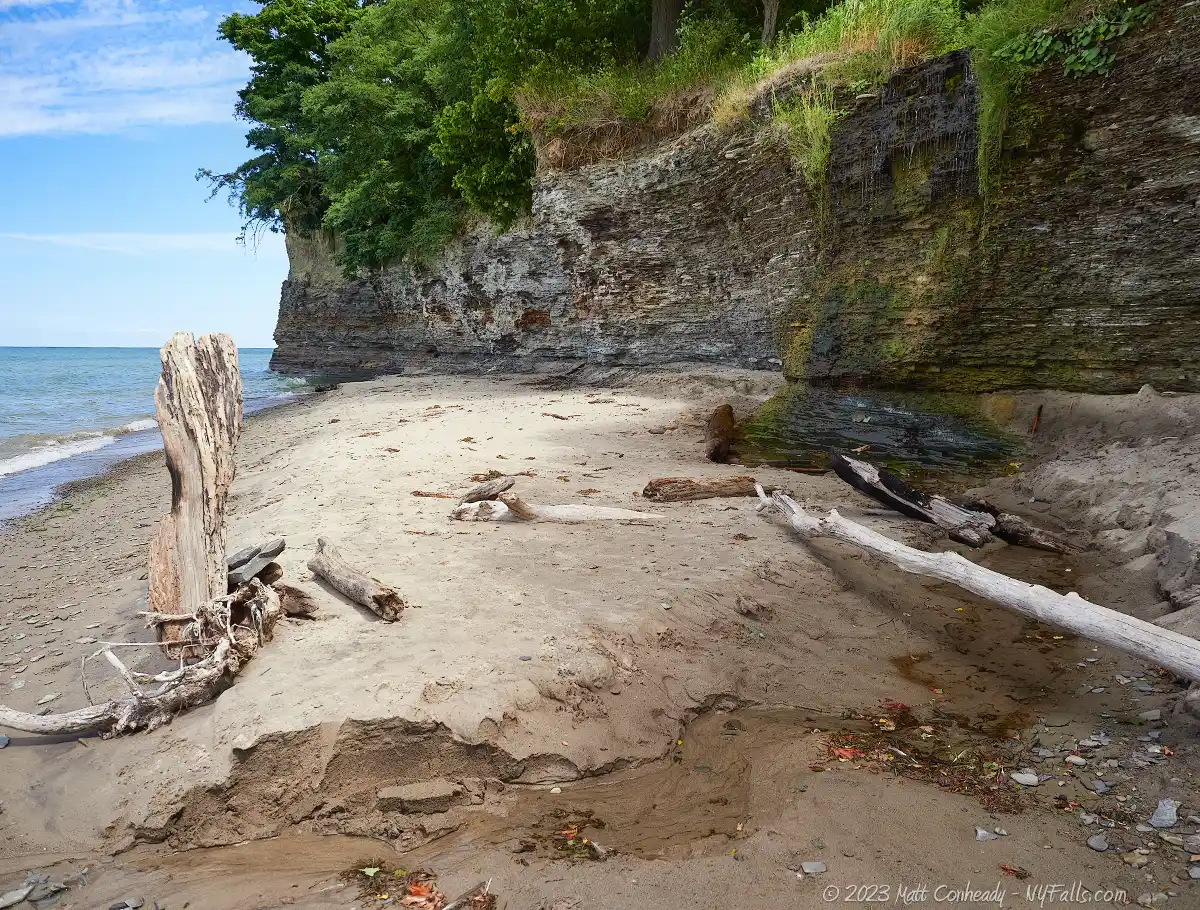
0 0 288 348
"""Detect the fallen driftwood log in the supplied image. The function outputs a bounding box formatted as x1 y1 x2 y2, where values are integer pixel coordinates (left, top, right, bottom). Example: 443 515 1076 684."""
705 405 735 463
307 536 406 621
459 476 515 504
453 493 662 523
756 486 1200 682
148 333 242 656
0 580 281 737
643 476 760 502
829 451 1073 553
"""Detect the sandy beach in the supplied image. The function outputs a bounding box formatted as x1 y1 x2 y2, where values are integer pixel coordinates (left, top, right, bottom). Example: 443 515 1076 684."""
2 370 1199 908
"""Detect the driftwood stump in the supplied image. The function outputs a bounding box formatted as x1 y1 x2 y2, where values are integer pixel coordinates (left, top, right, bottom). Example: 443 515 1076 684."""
148 333 242 655
705 405 735 463
308 537 406 621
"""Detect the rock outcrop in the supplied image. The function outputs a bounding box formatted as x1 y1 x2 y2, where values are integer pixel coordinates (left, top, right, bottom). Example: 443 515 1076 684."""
272 0 1200 393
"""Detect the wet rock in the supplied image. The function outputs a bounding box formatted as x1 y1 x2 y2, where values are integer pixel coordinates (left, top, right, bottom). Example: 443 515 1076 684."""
976 827 1000 841
801 861 827 875
376 780 462 815
1150 798 1180 829
1010 771 1040 787
1087 834 1109 852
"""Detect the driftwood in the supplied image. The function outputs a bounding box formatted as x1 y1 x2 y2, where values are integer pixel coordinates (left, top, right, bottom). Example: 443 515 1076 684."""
643 476 760 502
228 538 286 588
148 333 242 655
829 450 994 547
459 476 515 504
705 405 735 463
963 499 1076 554
0 581 281 737
307 536 406 621
757 486 1200 682
452 494 662 524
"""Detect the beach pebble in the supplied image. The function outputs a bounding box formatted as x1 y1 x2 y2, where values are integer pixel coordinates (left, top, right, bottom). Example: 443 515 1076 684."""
1150 798 1180 829
1086 834 1108 852
0 735 8 749
1010 771 1040 787
550 787 562 794
1182 834 1200 852
9 680 24 691
1190 867 1200 880
1159 833 1183 846
976 827 999 841
1066 755 1087 766
1121 851 1149 868
1079 812 1097 825
801 861 827 875
1139 709 1162 721
76 637 96 645
36 692 60 706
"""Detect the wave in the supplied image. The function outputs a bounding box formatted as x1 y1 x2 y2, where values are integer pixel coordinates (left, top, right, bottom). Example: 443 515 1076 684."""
0 434 117 478
118 418 158 433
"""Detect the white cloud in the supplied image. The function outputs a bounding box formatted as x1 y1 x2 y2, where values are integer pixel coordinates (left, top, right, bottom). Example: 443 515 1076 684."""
0 1 251 136
0 232 287 255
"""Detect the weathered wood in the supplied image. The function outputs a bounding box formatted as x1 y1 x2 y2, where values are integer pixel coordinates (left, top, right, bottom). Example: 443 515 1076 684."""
704 405 736 464
275 582 319 618
756 486 1200 682
642 476 760 502
228 538 286 587
148 333 242 655
829 450 994 547
964 499 1076 554
0 581 280 737
307 536 406 621
458 476 515 504
452 495 662 523
257 562 284 586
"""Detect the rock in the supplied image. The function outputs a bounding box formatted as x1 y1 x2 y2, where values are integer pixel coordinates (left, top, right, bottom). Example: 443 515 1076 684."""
1087 834 1109 852
550 787 562 794
1183 834 1200 853
1122 851 1149 868
1066 755 1087 766
376 780 462 815
36 692 60 706
1080 775 1110 794
228 538 287 587
1190 866 1200 880
1139 709 1162 721
1150 798 1181 829
26 883 65 902
9 680 24 691
1160 833 1184 846
0 884 34 909
0 735 7 749
976 827 1000 841
1010 771 1040 787
1079 812 1097 825
801 861 827 875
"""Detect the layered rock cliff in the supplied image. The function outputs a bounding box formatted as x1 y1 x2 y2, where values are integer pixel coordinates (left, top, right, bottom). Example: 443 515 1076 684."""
272 0 1200 393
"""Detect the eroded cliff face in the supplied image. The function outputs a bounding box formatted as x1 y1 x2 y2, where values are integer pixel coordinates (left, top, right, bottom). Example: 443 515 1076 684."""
272 0 1200 392
271 127 816 376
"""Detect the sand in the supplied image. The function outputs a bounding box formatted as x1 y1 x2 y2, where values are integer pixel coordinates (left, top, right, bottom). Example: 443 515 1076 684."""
2 371 1199 908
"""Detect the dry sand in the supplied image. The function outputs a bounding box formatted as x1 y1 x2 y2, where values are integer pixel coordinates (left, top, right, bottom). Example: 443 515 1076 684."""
1 371 1199 908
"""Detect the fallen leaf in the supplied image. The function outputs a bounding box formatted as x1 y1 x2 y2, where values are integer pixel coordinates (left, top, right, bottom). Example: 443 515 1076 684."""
385 447 402 453
999 864 1029 879
361 867 381 878
407 884 432 899
930 687 944 695
542 412 572 420
578 489 601 495
460 437 476 443
831 747 864 761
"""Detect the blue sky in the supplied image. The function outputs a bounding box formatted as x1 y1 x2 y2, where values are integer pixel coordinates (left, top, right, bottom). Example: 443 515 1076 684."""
0 0 287 348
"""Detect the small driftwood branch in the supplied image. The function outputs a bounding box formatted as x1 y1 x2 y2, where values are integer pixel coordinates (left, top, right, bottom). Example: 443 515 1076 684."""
963 499 1076 554
458 476 515 504
307 537 406 621
452 494 662 524
704 405 735 464
0 581 281 737
642 476 760 502
756 486 1200 682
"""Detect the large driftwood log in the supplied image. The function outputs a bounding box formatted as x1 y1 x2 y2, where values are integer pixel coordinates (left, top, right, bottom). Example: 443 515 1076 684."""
829 450 994 547
0 581 280 737
704 405 736 463
452 494 662 523
307 536 406 621
643 476 760 502
756 486 1200 682
149 333 242 655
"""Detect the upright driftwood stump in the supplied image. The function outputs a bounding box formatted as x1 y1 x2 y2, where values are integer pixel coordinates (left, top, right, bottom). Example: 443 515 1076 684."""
148 333 243 655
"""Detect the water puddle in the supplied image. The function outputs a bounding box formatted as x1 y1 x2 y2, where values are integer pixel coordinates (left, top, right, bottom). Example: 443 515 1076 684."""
735 384 1018 478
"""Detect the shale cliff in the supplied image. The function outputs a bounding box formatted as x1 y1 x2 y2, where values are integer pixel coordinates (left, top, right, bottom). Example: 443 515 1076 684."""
272 0 1200 393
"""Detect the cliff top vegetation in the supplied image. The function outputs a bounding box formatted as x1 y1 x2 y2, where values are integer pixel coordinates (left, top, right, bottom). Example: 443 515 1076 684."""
202 0 1157 277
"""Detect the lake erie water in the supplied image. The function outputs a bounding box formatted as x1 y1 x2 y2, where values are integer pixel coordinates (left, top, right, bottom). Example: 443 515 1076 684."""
0 347 312 521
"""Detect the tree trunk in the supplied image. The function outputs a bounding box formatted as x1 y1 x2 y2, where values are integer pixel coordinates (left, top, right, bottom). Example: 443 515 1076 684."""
148 333 242 656
761 0 780 45
704 404 736 463
757 487 1200 682
649 0 686 61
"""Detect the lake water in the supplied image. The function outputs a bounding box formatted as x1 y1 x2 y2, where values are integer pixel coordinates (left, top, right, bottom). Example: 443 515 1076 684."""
0 347 313 521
